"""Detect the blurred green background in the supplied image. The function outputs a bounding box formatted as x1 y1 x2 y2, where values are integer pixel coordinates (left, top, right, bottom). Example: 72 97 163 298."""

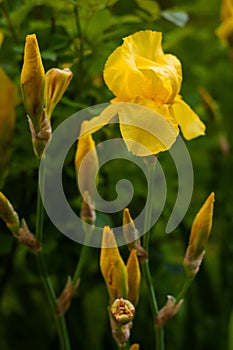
0 0 232 349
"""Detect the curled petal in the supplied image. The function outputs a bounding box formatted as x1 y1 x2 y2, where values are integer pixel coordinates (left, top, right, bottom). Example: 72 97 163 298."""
172 98 206 140
104 31 164 101
45 68 73 119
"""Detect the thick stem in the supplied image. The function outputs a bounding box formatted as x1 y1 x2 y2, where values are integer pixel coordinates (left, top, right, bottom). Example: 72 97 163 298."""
142 156 165 350
35 173 71 350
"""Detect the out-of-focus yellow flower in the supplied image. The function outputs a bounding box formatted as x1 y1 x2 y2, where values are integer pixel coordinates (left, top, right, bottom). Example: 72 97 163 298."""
184 192 215 277
216 0 233 46
45 68 73 120
0 67 19 177
20 34 45 132
0 30 4 47
81 30 205 156
75 121 99 198
100 226 141 307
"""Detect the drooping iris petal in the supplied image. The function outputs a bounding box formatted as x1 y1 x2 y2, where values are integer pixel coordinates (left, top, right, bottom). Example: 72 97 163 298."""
172 99 206 140
79 103 120 137
119 101 179 156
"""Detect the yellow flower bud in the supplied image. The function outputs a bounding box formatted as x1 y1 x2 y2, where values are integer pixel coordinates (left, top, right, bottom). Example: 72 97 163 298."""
130 344 140 350
184 192 215 276
20 34 45 132
75 121 99 198
126 250 141 306
45 68 73 119
100 226 128 303
0 192 20 234
123 208 148 262
189 192 214 257
123 208 138 250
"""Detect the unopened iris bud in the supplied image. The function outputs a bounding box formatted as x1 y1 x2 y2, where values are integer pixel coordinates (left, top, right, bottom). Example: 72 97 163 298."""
111 298 135 325
123 208 148 262
184 192 215 277
123 208 138 250
100 226 128 303
75 121 99 198
126 250 141 306
20 34 45 132
45 68 73 120
0 192 20 234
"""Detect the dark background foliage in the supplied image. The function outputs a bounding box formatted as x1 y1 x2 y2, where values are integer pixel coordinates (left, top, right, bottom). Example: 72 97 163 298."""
0 0 232 349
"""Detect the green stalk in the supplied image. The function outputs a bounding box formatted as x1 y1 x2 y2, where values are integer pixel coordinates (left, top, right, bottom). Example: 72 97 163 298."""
142 156 165 350
72 243 90 286
35 173 71 350
73 2 84 88
176 276 194 303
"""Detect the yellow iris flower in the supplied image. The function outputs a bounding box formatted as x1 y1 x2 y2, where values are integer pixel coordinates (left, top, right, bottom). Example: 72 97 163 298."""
216 0 233 46
81 30 205 156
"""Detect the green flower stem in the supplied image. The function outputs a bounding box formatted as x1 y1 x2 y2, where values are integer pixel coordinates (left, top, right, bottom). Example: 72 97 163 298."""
72 243 90 286
35 174 71 350
73 2 84 87
72 224 93 286
142 156 165 350
176 276 194 303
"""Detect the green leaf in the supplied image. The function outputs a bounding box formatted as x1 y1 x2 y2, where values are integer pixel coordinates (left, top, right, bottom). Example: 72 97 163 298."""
135 0 160 18
161 10 189 27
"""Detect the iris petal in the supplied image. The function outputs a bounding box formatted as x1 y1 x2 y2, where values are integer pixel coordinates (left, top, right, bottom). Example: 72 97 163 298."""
119 101 179 156
172 99 206 140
